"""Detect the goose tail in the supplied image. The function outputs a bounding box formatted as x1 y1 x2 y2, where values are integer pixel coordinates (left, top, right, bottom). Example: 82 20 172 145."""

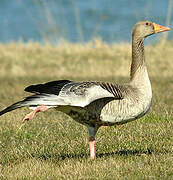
0 101 25 116
0 93 65 117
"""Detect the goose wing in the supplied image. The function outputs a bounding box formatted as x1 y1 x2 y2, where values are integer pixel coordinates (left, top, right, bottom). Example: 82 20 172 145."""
25 80 124 107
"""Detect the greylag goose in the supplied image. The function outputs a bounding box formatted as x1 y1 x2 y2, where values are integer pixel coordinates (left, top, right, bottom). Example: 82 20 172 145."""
0 21 170 159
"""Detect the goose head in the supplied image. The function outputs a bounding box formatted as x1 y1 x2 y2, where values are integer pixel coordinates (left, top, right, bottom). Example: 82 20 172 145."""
132 21 170 39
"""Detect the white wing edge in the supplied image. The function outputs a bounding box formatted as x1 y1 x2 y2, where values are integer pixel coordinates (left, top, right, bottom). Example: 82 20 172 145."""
58 85 115 107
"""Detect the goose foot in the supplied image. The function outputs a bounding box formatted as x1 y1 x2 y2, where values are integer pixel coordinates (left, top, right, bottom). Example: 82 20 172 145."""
89 136 96 160
22 105 49 123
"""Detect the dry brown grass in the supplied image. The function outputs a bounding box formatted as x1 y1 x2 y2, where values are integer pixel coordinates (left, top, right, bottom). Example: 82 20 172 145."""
0 39 172 79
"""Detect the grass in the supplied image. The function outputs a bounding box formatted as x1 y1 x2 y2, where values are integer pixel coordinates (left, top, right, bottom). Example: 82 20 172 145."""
0 40 173 179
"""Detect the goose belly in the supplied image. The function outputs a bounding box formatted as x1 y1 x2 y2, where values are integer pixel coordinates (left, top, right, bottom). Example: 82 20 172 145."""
58 96 152 126
99 97 152 125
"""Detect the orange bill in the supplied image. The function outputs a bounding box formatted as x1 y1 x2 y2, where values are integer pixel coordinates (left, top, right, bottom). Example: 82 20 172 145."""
153 23 170 33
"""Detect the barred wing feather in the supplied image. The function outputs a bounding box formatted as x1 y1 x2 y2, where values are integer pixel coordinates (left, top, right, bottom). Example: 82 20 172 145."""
0 81 124 116
25 80 124 107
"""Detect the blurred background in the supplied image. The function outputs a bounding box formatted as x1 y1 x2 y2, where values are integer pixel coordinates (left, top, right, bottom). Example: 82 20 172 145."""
0 0 172 44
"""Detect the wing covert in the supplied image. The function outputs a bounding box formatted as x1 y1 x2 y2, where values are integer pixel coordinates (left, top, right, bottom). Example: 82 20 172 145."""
24 80 124 107
58 81 124 107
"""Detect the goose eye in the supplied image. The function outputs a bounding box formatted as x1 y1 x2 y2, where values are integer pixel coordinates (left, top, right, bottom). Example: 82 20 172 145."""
146 22 149 26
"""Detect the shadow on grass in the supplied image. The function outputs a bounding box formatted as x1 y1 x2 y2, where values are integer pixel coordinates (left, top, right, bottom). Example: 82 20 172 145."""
1 149 156 166
37 148 153 161
97 148 153 158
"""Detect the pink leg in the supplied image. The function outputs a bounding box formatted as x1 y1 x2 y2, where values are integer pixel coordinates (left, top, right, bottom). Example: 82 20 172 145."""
22 105 50 123
89 136 96 160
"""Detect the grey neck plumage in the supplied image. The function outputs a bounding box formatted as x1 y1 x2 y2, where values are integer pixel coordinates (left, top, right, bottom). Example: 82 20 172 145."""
130 37 145 81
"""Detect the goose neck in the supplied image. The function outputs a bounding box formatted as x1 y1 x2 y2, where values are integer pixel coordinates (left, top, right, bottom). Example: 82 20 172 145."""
130 37 145 81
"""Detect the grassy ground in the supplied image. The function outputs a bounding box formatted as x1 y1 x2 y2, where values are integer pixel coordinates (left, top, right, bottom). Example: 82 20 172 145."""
0 40 172 179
